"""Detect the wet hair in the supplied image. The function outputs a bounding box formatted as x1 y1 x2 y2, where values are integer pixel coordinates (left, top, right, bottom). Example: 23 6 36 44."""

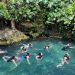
38 53 43 59
25 53 30 59
44 46 49 49
38 53 42 56
7 56 15 62
64 54 70 60
22 47 26 51
29 43 32 47
26 53 30 55
12 56 15 59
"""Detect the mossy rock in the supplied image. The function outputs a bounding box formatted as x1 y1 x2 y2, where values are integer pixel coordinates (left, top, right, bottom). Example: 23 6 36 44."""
0 30 29 45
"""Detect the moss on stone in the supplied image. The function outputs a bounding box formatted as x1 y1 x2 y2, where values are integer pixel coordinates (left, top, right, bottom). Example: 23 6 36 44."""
0 30 29 45
30 33 39 38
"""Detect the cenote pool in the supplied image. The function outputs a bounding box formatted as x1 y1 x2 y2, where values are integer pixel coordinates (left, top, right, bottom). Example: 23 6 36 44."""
0 38 75 75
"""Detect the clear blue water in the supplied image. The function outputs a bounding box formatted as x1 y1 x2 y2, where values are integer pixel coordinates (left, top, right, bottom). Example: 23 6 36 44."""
0 38 75 75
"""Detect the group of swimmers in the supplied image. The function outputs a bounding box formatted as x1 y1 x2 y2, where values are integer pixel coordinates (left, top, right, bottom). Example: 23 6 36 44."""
2 43 49 66
2 43 33 66
2 43 73 67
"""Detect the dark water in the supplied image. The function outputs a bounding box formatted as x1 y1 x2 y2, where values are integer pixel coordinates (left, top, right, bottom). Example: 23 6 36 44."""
0 38 75 75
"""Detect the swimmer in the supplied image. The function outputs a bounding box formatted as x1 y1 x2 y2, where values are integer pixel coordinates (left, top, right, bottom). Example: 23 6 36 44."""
2 55 22 66
18 46 27 55
24 53 30 64
56 53 70 67
21 46 27 52
44 45 49 52
62 43 73 51
0 49 7 54
35 52 43 60
28 43 33 48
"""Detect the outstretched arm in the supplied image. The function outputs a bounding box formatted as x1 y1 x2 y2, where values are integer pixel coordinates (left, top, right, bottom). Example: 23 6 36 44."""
27 58 30 64
12 60 17 66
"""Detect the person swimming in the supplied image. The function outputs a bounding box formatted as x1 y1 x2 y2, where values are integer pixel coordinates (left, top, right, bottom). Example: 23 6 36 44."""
24 53 30 64
2 55 22 66
44 45 49 52
28 43 33 48
56 53 70 67
36 52 43 60
62 43 73 51
18 46 27 55
22 46 26 51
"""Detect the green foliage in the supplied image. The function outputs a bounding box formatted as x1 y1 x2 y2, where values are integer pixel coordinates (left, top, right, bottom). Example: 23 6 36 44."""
9 0 23 4
0 0 75 39
0 2 10 19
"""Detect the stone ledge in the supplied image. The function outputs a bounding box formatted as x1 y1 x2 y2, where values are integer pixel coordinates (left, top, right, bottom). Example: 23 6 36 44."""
0 30 29 45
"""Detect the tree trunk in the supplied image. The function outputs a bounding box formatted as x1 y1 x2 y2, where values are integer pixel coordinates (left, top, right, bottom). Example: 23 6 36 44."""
11 20 16 30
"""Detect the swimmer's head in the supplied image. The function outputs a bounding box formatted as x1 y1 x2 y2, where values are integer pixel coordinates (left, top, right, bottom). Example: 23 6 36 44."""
29 43 32 47
67 43 71 46
38 52 43 56
26 53 30 56
36 52 43 60
64 53 70 60
12 56 15 58
25 53 30 59
11 56 16 60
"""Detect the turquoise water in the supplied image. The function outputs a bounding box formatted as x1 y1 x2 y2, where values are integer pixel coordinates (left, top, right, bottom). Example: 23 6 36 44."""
0 38 75 75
